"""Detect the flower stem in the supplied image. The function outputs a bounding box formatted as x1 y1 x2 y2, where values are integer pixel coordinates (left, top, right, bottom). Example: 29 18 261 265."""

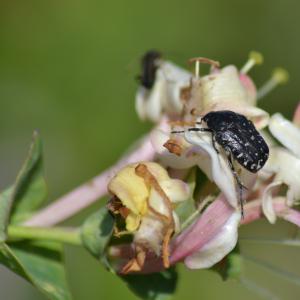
23 119 169 227
7 225 82 246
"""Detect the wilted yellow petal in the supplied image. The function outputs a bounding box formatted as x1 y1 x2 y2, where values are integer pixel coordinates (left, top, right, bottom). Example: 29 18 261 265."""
108 165 148 215
125 212 142 232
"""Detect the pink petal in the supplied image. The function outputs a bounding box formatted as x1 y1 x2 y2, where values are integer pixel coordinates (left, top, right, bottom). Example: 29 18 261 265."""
170 195 236 264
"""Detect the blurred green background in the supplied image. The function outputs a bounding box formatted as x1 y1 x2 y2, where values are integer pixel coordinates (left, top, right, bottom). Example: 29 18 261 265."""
0 0 300 299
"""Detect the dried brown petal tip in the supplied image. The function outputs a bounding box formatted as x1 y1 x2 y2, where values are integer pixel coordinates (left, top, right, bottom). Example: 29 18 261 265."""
180 85 192 101
121 245 146 274
163 139 183 156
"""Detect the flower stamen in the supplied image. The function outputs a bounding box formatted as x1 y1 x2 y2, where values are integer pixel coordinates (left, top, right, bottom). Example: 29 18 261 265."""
188 57 220 78
257 68 289 100
240 51 264 74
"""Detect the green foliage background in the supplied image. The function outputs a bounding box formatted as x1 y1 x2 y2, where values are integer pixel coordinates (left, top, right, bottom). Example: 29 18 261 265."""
0 0 299 299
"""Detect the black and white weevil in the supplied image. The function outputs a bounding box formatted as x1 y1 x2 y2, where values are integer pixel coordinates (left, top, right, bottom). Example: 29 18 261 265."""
137 50 162 89
173 110 269 217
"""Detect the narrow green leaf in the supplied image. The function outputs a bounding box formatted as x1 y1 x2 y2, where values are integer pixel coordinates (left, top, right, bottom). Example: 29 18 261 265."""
0 241 72 300
81 207 114 270
11 131 47 223
0 243 31 280
0 188 14 242
121 268 178 300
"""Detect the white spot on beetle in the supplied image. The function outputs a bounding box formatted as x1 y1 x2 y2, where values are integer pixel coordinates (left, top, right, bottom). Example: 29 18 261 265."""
250 164 256 170
250 135 255 140
237 153 243 158
245 142 250 146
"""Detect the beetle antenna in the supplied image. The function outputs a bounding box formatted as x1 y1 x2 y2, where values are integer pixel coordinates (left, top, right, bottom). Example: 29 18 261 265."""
171 130 185 134
257 68 289 100
240 51 264 74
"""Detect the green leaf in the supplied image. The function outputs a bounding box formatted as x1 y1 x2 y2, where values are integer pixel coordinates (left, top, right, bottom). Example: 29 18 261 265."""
0 188 14 242
175 168 197 224
11 131 47 223
81 206 114 270
121 268 178 300
213 245 242 280
0 241 72 300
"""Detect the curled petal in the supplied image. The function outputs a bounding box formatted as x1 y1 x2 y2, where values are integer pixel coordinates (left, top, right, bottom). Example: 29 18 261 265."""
269 113 300 158
160 179 190 203
262 181 282 224
184 131 239 208
265 148 300 207
184 211 240 269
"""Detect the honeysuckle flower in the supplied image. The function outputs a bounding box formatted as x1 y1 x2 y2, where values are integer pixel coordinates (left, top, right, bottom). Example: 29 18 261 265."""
151 118 257 210
107 162 190 272
135 60 191 122
105 54 297 278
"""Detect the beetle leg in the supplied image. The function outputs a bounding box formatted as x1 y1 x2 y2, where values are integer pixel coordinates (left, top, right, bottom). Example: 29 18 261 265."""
211 134 219 154
226 153 246 218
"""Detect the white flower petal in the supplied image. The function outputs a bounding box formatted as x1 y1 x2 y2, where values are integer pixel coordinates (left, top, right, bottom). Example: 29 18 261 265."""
184 211 240 269
262 181 282 224
160 179 190 203
269 113 300 159
266 148 300 206
135 72 168 122
162 61 191 113
135 61 191 122
184 130 239 208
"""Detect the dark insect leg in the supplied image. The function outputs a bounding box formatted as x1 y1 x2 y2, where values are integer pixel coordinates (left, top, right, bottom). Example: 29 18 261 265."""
212 134 219 154
226 153 246 218
171 127 213 134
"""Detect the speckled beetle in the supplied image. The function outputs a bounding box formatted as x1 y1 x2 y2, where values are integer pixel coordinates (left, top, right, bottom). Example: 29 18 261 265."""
137 50 161 89
173 110 269 216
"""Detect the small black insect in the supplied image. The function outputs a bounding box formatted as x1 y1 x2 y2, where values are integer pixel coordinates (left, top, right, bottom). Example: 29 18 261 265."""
137 50 162 89
173 110 269 217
